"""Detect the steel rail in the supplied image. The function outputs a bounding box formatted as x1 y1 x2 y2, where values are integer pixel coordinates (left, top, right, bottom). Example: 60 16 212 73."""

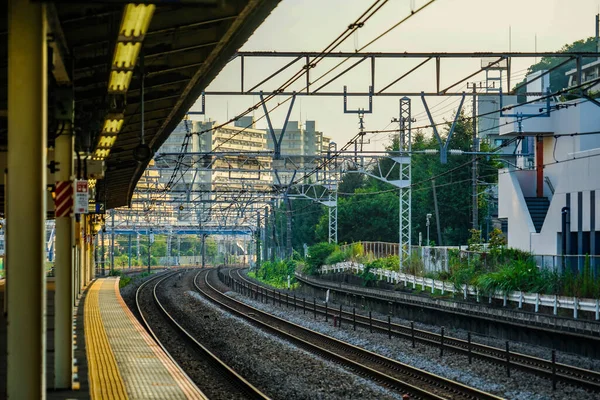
234 268 600 392
196 268 501 400
135 270 270 400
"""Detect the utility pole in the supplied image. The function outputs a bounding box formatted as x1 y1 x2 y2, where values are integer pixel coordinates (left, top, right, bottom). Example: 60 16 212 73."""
177 235 181 266
128 234 132 269
110 210 115 273
263 206 269 262
471 83 479 230
201 234 206 268
432 179 443 246
256 210 261 269
285 196 292 258
270 201 276 262
101 226 105 276
148 230 153 274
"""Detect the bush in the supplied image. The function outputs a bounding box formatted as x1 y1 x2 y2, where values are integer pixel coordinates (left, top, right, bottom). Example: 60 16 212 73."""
476 258 543 295
306 242 338 274
252 257 302 288
365 255 399 272
325 249 347 265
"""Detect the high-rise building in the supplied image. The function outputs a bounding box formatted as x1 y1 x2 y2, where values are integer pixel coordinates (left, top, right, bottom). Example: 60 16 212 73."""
195 117 272 193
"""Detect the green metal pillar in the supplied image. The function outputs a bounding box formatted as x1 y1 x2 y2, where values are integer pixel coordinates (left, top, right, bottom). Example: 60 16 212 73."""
7 1 48 397
54 127 74 389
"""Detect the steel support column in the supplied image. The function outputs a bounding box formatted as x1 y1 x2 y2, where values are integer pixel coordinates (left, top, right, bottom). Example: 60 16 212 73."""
399 97 412 265
54 129 74 389
328 192 338 244
83 217 89 287
78 221 85 293
7 1 48 397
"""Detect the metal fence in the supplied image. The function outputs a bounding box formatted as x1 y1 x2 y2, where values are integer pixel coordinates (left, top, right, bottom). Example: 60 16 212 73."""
317 262 600 320
340 241 600 275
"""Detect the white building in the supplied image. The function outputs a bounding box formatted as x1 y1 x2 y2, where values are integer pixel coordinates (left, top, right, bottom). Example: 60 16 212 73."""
497 97 600 265
267 120 331 183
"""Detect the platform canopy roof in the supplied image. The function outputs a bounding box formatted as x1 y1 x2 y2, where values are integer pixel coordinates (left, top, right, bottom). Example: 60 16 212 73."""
0 0 280 210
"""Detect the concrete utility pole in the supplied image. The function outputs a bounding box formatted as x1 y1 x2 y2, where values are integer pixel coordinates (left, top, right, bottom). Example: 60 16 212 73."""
432 179 443 246
201 234 206 268
285 196 292 258
471 84 479 230
110 210 115 273
256 210 261 268
101 226 106 276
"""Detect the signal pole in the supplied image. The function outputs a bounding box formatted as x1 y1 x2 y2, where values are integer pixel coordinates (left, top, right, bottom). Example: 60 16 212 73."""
470 83 478 230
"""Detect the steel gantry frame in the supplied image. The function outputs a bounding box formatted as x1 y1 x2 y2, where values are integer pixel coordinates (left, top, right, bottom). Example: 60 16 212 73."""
204 51 600 98
112 50 600 259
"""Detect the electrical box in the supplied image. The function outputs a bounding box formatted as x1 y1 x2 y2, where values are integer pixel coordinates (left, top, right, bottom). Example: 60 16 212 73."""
87 159 105 179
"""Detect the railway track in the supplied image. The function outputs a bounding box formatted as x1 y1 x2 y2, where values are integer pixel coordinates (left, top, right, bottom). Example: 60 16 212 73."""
231 268 600 393
135 270 270 400
196 268 501 400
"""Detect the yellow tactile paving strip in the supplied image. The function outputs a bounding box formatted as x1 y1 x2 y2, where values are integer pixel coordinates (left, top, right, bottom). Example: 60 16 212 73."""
84 279 128 399
91 277 206 400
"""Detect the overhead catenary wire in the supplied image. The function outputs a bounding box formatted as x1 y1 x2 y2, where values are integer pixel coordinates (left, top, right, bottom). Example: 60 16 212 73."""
159 1 437 203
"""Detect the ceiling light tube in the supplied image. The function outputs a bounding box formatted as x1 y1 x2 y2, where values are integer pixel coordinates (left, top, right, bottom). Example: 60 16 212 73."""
108 70 133 93
98 135 117 148
102 118 124 134
119 4 156 40
94 148 111 160
113 42 141 70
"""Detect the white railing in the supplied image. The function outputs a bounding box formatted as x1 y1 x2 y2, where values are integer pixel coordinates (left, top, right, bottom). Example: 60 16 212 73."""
340 241 600 274
319 261 600 320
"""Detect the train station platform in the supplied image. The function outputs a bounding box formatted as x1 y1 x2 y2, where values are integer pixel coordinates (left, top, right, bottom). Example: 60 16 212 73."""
1 277 206 399
84 277 206 399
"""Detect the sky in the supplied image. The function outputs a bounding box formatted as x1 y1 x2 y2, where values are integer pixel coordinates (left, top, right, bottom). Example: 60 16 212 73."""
189 0 600 152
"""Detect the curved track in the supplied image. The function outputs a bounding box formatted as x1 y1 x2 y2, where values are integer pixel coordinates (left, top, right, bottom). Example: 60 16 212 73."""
196 268 501 400
234 268 600 393
135 270 270 400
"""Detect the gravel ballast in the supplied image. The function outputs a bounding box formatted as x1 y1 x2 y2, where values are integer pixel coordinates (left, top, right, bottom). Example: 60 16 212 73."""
231 273 598 400
155 270 404 400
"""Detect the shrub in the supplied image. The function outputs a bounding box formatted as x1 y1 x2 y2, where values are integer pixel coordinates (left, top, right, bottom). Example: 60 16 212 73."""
306 242 338 274
252 257 301 289
325 249 347 265
402 257 424 276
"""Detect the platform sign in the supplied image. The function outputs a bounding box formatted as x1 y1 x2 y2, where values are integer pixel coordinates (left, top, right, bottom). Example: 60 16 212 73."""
74 180 89 214
88 201 106 214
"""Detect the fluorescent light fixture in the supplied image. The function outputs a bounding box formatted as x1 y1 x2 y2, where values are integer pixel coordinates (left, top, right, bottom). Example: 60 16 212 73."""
108 70 133 93
98 135 117 148
102 118 124 134
113 42 141 70
94 148 111 160
119 4 156 39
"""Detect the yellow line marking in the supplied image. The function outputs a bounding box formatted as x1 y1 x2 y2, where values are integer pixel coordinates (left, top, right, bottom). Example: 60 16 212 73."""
114 278 208 400
85 279 128 399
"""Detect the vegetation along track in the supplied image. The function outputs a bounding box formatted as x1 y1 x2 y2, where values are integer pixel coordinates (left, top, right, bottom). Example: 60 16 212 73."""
232 268 600 393
196 268 500 400
135 270 270 400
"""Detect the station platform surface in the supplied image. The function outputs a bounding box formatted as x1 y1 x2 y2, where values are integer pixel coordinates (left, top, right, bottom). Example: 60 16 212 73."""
85 277 206 399
0 276 206 399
